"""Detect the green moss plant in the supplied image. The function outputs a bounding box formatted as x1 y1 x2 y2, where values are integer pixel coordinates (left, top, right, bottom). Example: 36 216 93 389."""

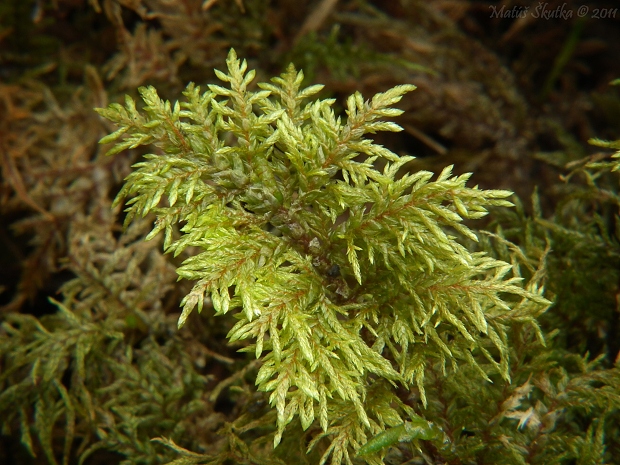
96 49 550 464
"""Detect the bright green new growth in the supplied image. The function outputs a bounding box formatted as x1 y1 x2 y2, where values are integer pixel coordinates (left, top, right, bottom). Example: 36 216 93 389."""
96 49 549 464
356 415 444 456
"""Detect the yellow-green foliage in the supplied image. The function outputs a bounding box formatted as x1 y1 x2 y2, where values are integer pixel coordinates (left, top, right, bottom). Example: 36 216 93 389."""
2 2 620 464
96 49 550 464
0 219 215 465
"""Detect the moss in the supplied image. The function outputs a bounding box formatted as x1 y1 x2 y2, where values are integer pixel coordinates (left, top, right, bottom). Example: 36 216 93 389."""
1 2 620 464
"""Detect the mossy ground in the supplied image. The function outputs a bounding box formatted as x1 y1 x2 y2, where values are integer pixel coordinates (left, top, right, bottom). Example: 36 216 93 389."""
1 1 619 464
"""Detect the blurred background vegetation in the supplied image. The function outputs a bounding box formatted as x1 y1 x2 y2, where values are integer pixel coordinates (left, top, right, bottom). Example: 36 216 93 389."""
1 1 619 464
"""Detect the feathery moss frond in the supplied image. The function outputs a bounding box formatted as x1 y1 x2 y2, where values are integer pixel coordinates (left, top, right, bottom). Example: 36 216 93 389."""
97 48 550 463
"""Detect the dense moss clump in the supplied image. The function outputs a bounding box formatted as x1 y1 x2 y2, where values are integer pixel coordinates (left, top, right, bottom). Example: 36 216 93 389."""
1 2 620 465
